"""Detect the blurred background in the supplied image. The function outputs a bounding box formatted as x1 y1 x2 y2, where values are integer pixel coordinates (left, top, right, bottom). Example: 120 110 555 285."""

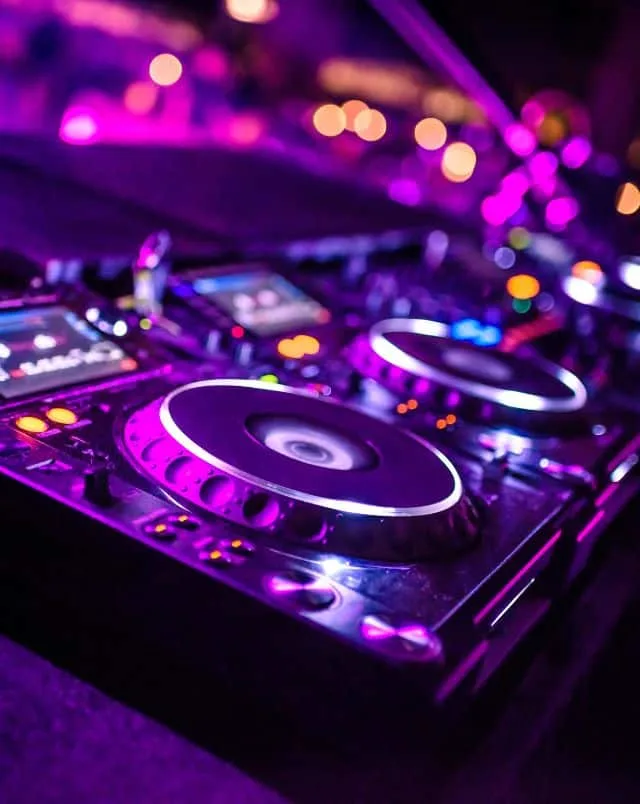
0 0 639 260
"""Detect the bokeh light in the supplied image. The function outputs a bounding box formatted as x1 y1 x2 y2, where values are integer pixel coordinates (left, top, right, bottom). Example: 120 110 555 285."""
627 139 640 170
414 117 447 150
441 142 477 183
388 178 421 206
508 227 532 250
563 276 598 305
500 170 529 198
528 151 559 181
512 298 532 314
354 108 387 142
313 104 346 137
481 193 521 227
124 81 158 115
504 123 536 157
225 0 278 23
537 113 567 146
561 137 592 169
506 274 540 300
494 247 516 269
545 197 580 229
571 260 604 286
149 53 183 87
59 109 98 145
342 99 369 131
619 258 640 291
616 182 640 216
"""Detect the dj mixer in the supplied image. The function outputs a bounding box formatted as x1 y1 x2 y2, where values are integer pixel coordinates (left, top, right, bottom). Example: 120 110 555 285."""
0 227 638 712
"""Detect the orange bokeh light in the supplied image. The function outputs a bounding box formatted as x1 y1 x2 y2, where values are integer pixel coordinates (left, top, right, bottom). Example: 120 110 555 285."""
313 104 346 137
149 53 183 87
342 99 369 131
441 142 477 182
506 274 541 300
225 0 278 23
616 182 640 216
354 108 387 142
414 117 447 150
571 260 604 285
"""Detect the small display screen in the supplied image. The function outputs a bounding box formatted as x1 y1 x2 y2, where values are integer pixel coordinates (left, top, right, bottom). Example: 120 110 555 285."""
0 306 137 399
191 271 330 336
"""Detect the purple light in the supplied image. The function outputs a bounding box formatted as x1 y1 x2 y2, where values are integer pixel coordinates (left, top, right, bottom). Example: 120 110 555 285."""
521 98 545 129
545 196 580 229
504 123 536 157
269 577 302 594
481 195 507 226
397 625 430 644
481 192 522 226
362 618 396 640
500 170 529 198
388 178 421 206
59 109 99 144
561 137 592 169
528 151 559 181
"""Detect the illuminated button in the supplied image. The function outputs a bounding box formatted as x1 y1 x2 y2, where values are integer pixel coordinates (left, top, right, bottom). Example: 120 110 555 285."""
168 513 200 531
267 571 336 611
224 538 255 557
15 416 48 435
259 373 279 384
144 521 177 542
46 407 78 426
361 614 442 659
202 549 232 567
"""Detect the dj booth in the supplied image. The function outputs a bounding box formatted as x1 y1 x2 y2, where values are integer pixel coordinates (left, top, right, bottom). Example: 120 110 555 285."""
0 1 639 802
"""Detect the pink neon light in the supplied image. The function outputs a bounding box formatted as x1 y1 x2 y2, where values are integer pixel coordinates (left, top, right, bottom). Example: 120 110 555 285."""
435 640 489 702
504 123 536 157
473 529 562 625
576 510 606 544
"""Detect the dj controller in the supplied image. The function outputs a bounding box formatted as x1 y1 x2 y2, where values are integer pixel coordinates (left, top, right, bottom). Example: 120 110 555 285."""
0 229 638 714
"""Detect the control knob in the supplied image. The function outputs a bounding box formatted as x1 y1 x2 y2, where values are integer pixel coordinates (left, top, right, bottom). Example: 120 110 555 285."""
83 464 115 507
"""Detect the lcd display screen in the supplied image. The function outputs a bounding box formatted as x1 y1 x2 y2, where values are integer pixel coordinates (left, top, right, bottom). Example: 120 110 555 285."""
0 306 137 399
191 271 331 336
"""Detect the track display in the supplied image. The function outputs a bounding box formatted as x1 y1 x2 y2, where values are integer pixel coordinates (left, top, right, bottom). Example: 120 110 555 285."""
0 232 638 707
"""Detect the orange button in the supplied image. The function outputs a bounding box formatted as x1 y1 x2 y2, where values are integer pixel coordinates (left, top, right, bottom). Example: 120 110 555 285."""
46 407 78 426
15 416 48 434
